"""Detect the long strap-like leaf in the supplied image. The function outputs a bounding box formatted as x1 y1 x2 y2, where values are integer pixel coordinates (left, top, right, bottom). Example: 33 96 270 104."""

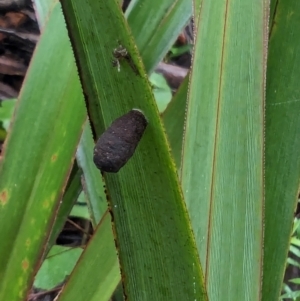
60 0 207 300
181 1 268 300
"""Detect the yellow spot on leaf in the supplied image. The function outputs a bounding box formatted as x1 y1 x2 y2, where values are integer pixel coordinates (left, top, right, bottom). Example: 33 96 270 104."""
0 189 8 205
43 199 49 209
22 259 29 271
50 192 56 202
51 153 58 162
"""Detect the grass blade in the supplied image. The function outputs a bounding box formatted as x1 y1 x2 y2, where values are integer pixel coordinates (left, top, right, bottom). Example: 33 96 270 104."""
181 0 268 299
126 0 192 73
0 3 86 299
263 1 300 300
58 212 120 301
60 0 207 300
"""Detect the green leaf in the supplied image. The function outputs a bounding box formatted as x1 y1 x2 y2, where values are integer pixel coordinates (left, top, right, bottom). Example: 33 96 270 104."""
34 246 82 290
287 257 300 269
0 99 17 131
70 192 90 220
290 246 300 258
289 278 300 285
292 218 300 236
291 237 300 248
181 0 267 300
262 1 300 300
149 72 172 113
60 0 207 300
47 163 82 251
57 212 121 301
76 125 107 227
169 44 193 58
126 0 192 73
0 3 86 300
162 75 188 170
281 290 300 300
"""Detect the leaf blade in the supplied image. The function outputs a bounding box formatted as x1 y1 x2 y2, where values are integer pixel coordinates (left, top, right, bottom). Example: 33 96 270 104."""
0 3 86 300
60 0 207 300
181 1 268 300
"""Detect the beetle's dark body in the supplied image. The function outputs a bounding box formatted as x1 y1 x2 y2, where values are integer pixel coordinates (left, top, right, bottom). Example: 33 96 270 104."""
93 110 147 173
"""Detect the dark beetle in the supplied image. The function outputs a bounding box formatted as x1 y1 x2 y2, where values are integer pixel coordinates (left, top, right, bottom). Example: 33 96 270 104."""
93 109 148 173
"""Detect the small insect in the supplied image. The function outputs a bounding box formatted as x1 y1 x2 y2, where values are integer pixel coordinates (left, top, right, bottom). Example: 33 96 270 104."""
112 43 139 75
93 110 148 173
